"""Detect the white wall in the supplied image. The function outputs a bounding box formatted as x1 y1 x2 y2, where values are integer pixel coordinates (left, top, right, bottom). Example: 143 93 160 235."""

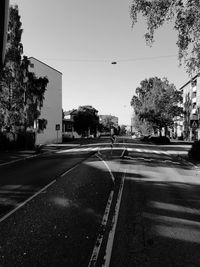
29 57 62 145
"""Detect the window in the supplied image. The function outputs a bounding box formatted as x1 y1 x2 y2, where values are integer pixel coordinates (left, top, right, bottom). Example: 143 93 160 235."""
191 79 197 87
193 91 197 98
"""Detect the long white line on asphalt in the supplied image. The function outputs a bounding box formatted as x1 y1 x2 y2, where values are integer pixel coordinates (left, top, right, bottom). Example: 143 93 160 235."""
103 171 126 267
0 164 80 223
88 190 114 267
88 154 115 267
0 154 38 167
0 179 56 223
96 154 115 182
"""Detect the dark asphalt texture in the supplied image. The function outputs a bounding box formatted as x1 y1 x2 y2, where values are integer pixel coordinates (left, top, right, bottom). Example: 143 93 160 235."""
0 154 113 267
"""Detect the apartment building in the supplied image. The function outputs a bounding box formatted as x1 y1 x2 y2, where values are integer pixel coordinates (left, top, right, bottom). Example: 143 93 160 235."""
180 74 200 141
29 57 62 145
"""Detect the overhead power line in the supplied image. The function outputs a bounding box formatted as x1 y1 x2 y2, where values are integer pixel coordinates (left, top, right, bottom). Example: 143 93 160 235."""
40 54 177 63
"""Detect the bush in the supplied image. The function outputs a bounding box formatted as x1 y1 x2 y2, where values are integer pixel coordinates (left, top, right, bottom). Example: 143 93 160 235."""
16 133 35 150
0 133 9 151
148 136 170 145
188 140 200 161
140 135 151 142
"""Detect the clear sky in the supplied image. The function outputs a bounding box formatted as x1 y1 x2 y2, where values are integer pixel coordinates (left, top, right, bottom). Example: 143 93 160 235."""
10 0 190 125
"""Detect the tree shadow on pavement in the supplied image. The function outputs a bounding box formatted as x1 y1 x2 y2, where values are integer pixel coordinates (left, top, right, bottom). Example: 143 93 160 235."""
110 159 200 267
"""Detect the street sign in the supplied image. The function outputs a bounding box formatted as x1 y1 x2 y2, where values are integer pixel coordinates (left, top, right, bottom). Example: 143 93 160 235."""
55 124 60 131
190 120 198 129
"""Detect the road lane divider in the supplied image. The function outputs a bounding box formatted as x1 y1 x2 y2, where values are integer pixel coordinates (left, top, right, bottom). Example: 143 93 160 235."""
96 154 115 183
103 171 126 267
88 154 116 267
88 190 114 267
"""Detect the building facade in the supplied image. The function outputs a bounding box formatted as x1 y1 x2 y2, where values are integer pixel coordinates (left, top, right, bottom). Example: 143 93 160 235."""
180 74 200 141
63 107 99 139
62 109 81 139
29 57 62 145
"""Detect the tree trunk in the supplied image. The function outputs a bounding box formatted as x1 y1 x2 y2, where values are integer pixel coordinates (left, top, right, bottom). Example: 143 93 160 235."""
159 127 162 137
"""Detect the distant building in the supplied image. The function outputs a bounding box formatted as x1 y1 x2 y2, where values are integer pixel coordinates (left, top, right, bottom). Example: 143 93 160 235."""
29 57 62 145
179 74 200 141
63 106 99 139
63 109 81 139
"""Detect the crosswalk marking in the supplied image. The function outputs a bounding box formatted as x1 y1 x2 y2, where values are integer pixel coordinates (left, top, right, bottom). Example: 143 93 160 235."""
56 146 171 155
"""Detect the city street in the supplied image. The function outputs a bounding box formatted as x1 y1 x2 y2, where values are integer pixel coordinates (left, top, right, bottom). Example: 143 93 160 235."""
0 137 200 266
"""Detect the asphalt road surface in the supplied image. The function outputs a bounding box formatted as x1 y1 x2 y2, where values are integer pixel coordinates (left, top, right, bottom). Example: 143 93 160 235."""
0 137 199 267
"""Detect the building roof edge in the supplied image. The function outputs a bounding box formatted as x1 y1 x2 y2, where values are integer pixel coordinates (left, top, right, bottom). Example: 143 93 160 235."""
179 74 199 90
28 57 62 75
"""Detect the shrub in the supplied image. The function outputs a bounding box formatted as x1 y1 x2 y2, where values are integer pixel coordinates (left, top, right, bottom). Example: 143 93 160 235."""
148 136 170 145
16 133 36 150
0 133 9 151
188 140 200 161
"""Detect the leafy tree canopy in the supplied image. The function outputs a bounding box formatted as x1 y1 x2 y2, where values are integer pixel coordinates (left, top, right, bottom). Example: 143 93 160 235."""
73 105 99 136
100 115 116 131
132 114 153 136
0 5 48 133
131 77 183 135
130 0 200 74
119 125 127 135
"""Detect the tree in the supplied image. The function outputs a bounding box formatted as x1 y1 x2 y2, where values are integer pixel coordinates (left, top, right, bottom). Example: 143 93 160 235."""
131 77 183 136
119 125 127 135
73 105 99 137
130 0 200 75
183 92 192 140
0 0 9 67
132 114 153 136
0 5 48 134
100 115 116 131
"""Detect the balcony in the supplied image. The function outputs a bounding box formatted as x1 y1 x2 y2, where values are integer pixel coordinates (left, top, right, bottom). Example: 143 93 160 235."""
192 97 197 103
192 86 197 92
192 108 197 115
190 115 198 121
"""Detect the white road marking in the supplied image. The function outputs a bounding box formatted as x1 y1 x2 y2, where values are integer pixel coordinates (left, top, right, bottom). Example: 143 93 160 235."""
0 164 80 223
103 171 126 267
57 146 173 155
0 179 56 223
88 154 115 267
0 154 38 167
88 190 114 267
96 154 115 183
